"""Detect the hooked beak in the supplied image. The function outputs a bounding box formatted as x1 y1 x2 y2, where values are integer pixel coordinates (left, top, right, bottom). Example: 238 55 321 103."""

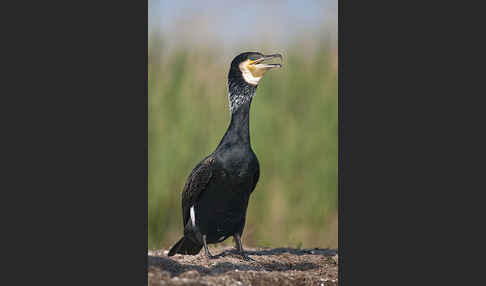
252 54 283 70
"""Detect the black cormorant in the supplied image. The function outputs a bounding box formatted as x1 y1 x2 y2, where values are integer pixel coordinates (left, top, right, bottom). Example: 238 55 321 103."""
168 52 282 261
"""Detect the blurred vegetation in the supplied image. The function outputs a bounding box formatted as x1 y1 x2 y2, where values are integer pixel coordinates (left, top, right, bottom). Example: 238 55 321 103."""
149 35 338 250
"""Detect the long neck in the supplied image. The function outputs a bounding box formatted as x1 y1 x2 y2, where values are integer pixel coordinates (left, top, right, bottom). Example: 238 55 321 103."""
218 100 252 148
217 76 257 149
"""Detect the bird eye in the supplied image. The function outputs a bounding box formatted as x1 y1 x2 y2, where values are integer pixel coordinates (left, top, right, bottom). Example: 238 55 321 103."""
248 55 260 61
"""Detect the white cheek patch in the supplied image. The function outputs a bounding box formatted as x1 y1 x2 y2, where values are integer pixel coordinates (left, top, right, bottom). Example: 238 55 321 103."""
239 61 262 85
190 206 196 227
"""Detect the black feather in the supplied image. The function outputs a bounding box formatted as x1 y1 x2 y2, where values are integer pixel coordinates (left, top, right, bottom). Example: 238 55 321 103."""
167 52 271 258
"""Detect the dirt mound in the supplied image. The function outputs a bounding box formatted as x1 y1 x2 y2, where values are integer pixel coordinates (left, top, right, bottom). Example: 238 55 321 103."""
148 247 338 285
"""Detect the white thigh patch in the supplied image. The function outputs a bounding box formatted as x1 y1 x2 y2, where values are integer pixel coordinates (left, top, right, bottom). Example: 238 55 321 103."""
190 206 196 227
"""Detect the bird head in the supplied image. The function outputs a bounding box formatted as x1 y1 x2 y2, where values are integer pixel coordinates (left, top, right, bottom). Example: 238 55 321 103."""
228 52 283 86
228 52 282 113
227 52 282 113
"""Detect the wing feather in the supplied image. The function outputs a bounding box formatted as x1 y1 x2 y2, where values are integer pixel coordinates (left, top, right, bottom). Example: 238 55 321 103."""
181 156 214 226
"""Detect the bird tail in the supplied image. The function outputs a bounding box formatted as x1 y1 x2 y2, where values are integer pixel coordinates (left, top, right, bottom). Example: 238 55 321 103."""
168 236 202 256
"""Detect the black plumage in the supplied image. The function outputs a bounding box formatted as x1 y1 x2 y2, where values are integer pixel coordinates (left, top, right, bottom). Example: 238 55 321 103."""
168 52 282 260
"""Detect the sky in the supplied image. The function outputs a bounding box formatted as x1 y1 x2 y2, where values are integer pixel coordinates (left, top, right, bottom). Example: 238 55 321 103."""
149 0 337 49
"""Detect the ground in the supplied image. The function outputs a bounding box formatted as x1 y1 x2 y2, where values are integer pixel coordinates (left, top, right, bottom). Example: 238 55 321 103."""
148 246 338 286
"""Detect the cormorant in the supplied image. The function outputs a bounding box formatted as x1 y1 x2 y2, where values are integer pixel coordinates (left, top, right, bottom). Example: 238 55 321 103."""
168 52 282 261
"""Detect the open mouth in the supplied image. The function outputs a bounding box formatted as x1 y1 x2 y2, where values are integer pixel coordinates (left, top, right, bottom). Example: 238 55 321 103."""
252 54 283 69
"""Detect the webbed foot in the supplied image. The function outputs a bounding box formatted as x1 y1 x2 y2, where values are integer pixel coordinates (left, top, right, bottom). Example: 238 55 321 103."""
240 253 255 262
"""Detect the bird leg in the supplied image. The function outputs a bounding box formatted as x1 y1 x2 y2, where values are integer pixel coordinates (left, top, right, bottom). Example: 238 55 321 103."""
203 234 215 259
234 233 255 261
